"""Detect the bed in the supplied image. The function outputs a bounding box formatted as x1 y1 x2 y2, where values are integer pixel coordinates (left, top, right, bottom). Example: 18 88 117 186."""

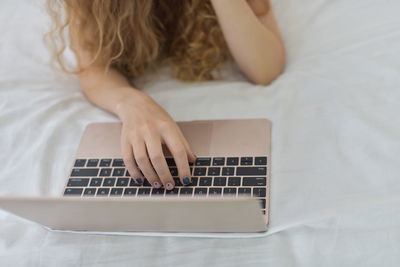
1 0 400 265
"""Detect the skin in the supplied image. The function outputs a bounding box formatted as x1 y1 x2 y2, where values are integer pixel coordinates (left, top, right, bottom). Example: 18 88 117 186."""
70 0 285 190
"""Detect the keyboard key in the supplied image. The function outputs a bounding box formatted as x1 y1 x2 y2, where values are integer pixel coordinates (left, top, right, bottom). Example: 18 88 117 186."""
195 157 211 166
199 177 212 186
165 188 179 196
129 178 142 187
236 167 267 176
99 168 112 176
90 178 103 187
213 177 227 186
209 188 222 196
83 188 96 196
228 177 241 186
87 159 99 167
259 199 266 209
243 177 266 186
112 168 125 177
64 188 83 196
110 188 123 196
166 158 176 166
253 187 266 197
255 157 267 165
99 159 112 167
222 167 235 176
67 178 89 187
226 157 239 166
112 159 125 167
125 170 130 177
74 159 86 167
212 157 225 166
71 168 99 177
223 187 237 195
152 188 165 196
116 178 129 187
170 168 178 176
194 168 206 176
208 167 221 176
180 188 193 196
138 188 151 196
143 180 152 187
97 188 110 196
194 187 208 196
173 178 183 186
103 178 116 187
238 188 252 195
191 177 199 186
124 188 137 196
240 157 253 165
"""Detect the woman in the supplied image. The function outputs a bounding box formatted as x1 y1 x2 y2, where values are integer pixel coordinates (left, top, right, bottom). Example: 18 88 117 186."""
47 0 285 191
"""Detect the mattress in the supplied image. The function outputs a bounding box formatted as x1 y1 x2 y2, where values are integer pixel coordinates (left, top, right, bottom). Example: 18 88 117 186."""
1 0 400 266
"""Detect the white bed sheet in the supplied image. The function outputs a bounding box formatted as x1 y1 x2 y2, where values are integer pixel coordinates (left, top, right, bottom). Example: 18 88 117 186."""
1 0 400 266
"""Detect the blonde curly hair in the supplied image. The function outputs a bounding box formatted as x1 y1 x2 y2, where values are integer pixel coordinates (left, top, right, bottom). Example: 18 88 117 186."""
46 0 231 82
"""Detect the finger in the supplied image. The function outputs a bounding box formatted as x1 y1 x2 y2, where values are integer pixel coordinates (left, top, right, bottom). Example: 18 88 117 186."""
178 132 197 163
121 136 144 185
162 130 192 186
132 136 163 188
171 124 196 163
144 133 175 190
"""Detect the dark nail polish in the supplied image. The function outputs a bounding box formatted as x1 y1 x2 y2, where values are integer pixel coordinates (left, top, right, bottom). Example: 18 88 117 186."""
166 183 174 190
183 177 191 185
136 178 143 184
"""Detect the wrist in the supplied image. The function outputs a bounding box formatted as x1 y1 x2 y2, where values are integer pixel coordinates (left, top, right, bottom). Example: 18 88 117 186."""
114 87 150 122
115 87 141 119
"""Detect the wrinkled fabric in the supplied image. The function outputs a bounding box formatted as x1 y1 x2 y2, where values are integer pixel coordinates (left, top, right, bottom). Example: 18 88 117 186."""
0 0 400 266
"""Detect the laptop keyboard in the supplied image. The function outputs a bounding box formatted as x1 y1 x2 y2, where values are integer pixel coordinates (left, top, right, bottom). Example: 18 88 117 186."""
64 156 268 214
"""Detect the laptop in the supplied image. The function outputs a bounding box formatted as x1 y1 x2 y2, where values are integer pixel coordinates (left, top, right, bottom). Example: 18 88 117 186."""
0 119 271 233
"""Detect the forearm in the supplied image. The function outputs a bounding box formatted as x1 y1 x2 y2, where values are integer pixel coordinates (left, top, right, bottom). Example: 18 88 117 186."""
211 0 285 85
68 20 144 118
78 67 143 118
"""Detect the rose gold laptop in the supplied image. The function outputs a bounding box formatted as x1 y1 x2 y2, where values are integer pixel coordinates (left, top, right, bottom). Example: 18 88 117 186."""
0 119 271 233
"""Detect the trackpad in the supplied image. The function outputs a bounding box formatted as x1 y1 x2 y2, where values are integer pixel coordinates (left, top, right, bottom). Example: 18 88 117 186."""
163 121 213 156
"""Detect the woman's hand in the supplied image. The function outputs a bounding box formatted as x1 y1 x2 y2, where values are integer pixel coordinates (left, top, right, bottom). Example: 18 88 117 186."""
116 88 196 190
67 16 196 189
210 0 285 85
246 0 270 17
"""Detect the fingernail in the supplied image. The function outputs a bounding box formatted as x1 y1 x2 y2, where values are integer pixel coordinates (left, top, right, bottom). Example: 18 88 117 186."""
166 183 174 190
153 182 161 188
136 178 143 184
182 177 191 185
